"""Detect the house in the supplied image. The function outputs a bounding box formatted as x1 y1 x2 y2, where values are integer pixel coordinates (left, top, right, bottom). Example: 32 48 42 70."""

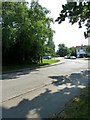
76 45 87 58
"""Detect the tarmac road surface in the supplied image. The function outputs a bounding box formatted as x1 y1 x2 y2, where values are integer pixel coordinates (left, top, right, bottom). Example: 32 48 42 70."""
1 58 89 119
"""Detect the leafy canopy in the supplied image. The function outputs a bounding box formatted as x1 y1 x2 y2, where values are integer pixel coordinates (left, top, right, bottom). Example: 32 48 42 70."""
56 44 70 57
2 1 55 65
55 1 90 38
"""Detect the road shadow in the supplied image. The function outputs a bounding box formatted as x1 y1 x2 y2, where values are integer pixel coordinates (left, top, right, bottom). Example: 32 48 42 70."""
1 87 84 119
2 63 51 80
1 70 89 119
49 69 89 87
2 61 64 80
2 69 40 80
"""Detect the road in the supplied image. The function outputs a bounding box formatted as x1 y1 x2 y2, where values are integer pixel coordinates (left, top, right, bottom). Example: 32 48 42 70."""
1 58 89 119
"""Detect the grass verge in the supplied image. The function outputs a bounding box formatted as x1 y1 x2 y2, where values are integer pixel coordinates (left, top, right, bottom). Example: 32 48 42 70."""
2 59 60 73
54 86 90 120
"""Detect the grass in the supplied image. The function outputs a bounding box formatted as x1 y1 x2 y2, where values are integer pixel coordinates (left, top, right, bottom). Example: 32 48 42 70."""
2 59 60 73
43 59 60 64
54 86 90 120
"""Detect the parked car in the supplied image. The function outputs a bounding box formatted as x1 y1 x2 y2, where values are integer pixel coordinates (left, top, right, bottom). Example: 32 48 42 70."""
70 56 76 59
64 56 76 59
43 55 51 59
64 56 70 59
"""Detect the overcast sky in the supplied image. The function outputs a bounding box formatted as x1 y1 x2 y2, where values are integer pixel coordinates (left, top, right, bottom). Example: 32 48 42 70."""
26 0 88 51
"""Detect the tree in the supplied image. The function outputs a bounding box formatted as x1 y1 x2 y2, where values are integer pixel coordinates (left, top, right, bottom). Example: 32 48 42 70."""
69 47 76 56
2 2 31 64
28 1 54 62
55 2 90 38
86 45 90 53
44 29 55 56
56 44 69 57
2 1 54 65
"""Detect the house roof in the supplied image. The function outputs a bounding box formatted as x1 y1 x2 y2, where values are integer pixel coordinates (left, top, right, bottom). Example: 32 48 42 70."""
76 45 87 48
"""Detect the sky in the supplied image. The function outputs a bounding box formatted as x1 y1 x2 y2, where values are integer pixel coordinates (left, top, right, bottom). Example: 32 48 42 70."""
26 0 88 51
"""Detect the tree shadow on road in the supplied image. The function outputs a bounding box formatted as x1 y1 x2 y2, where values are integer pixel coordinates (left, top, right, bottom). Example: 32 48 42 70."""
49 69 89 87
2 69 40 80
1 70 89 119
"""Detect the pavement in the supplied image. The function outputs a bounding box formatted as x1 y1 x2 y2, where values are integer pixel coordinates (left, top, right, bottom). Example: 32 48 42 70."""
1 58 89 119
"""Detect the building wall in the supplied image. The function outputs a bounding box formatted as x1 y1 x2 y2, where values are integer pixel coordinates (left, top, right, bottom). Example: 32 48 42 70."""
76 47 86 58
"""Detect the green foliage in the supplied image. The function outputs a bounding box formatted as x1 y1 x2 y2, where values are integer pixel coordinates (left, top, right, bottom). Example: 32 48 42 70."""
69 47 76 56
56 44 70 57
86 45 90 52
56 2 90 38
44 30 55 56
2 1 55 65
